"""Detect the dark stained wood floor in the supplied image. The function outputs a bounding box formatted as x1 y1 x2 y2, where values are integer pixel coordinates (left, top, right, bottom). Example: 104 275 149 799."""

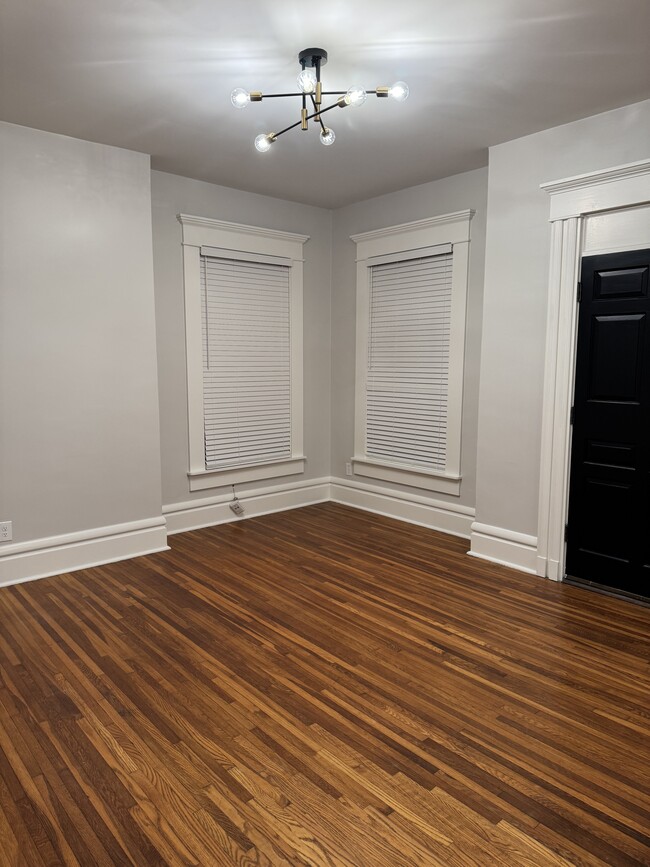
0 503 649 866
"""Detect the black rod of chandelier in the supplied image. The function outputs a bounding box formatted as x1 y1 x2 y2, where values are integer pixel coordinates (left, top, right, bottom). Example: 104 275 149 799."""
254 91 380 99
273 98 347 140
230 47 409 152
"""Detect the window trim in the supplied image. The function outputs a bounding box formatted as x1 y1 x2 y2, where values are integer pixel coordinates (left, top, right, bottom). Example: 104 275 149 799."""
178 214 309 491
351 210 474 495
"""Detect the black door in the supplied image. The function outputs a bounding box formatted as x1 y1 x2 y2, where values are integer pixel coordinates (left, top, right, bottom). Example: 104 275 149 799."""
566 248 650 598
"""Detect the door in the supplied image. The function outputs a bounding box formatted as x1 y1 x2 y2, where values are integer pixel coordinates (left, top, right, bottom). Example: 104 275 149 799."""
566 248 650 597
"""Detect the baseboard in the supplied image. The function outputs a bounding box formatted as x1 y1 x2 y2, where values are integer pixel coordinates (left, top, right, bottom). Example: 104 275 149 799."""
0 517 169 587
0 481 539 588
538 555 563 582
163 477 331 534
330 477 474 538
469 521 538 574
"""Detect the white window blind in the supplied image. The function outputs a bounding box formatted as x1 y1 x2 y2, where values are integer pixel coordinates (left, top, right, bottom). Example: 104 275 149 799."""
201 255 292 470
366 251 453 471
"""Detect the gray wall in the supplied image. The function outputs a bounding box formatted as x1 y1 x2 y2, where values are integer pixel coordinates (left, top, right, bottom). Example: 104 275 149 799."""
330 167 488 508
475 99 650 536
0 122 163 544
151 171 332 507
3 98 647 562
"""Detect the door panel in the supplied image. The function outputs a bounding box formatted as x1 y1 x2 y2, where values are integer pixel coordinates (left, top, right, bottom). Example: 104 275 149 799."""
584 440 635 467
594 265 648 298
588 314 644 402
566 248 650 598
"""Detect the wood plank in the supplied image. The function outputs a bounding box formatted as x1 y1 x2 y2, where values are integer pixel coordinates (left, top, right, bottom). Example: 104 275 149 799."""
0 502 648 865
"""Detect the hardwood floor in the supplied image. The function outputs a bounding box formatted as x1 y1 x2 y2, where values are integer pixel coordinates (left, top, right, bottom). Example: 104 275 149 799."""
0 502 649 866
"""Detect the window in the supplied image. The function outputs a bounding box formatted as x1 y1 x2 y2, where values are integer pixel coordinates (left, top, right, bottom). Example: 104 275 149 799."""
201 255 291 470
178 215 308 491
366 250 453 471
351 211 474 495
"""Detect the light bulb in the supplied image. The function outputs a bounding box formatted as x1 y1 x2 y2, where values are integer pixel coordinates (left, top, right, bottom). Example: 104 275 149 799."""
320 128 336 146
231 87 251 109
297 68 317 94
254 134 273 153
346 86 367 107
388 81 409 102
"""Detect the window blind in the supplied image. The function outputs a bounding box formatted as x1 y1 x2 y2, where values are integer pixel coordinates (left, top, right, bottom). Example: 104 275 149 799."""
201 255 292 470
366 252 453 471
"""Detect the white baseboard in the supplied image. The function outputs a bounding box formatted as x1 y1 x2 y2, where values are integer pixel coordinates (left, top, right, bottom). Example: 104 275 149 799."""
469 521 538 574
0 480 542 589
537 554 563 581
0 517 169 588
163 476 331 534
330 477 474 538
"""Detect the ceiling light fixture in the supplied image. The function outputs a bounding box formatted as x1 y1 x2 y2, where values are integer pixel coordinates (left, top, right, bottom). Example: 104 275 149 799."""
230 48 409 152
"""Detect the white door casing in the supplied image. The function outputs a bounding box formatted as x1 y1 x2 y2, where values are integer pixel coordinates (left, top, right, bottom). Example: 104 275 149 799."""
537 160 650 581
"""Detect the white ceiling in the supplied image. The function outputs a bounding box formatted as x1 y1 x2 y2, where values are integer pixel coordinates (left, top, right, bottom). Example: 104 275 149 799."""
1 0 649 208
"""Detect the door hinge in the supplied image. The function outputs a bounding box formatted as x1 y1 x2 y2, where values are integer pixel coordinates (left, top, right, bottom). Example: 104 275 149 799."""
564 524 569 542
577 281 582 302
570 406 575 425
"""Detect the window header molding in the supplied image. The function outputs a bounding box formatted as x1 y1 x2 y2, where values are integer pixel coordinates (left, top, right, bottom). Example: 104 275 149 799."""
351 210 474 261
178 213 309 260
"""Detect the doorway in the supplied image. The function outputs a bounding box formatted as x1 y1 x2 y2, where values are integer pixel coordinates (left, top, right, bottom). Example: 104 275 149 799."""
566 248 650 599
537 160 650 585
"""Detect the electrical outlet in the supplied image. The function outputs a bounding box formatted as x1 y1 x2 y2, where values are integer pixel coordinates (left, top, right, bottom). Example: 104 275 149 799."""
345 462 352 476
0 521 12 542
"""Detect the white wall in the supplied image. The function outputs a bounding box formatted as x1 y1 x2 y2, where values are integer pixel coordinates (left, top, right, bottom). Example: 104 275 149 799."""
330 168 488 515
0 122 164 581
150 171 332 511
475 99 650 540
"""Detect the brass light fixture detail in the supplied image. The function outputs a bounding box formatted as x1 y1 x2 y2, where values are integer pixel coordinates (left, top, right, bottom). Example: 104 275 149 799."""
230 48 409 152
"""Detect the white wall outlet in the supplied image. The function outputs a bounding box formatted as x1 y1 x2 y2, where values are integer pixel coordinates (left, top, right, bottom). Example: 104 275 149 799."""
229 499 244 516
345 462 352 476
0 521 12 542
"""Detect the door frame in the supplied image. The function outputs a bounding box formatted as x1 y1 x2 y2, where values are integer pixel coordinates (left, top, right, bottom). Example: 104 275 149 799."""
537 159 650 581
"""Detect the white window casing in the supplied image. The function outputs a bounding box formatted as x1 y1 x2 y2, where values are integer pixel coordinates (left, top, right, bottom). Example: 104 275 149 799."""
178 215 308 492
351 211 474 496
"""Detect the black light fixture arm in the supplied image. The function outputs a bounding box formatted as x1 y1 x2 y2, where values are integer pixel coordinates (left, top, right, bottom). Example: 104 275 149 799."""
273 98 347 140
256 90 379 100
230 47 408 151
259 92 306 99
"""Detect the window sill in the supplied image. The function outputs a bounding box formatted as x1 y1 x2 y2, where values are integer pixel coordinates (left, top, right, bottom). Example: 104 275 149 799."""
188 457 306 491
351 457 461 496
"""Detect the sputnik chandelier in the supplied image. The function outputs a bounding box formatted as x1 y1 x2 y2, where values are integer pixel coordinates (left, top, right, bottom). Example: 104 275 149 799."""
230 48 409 152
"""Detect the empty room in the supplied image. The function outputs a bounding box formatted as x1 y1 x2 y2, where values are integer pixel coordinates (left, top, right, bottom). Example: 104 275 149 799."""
1 1 649 864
